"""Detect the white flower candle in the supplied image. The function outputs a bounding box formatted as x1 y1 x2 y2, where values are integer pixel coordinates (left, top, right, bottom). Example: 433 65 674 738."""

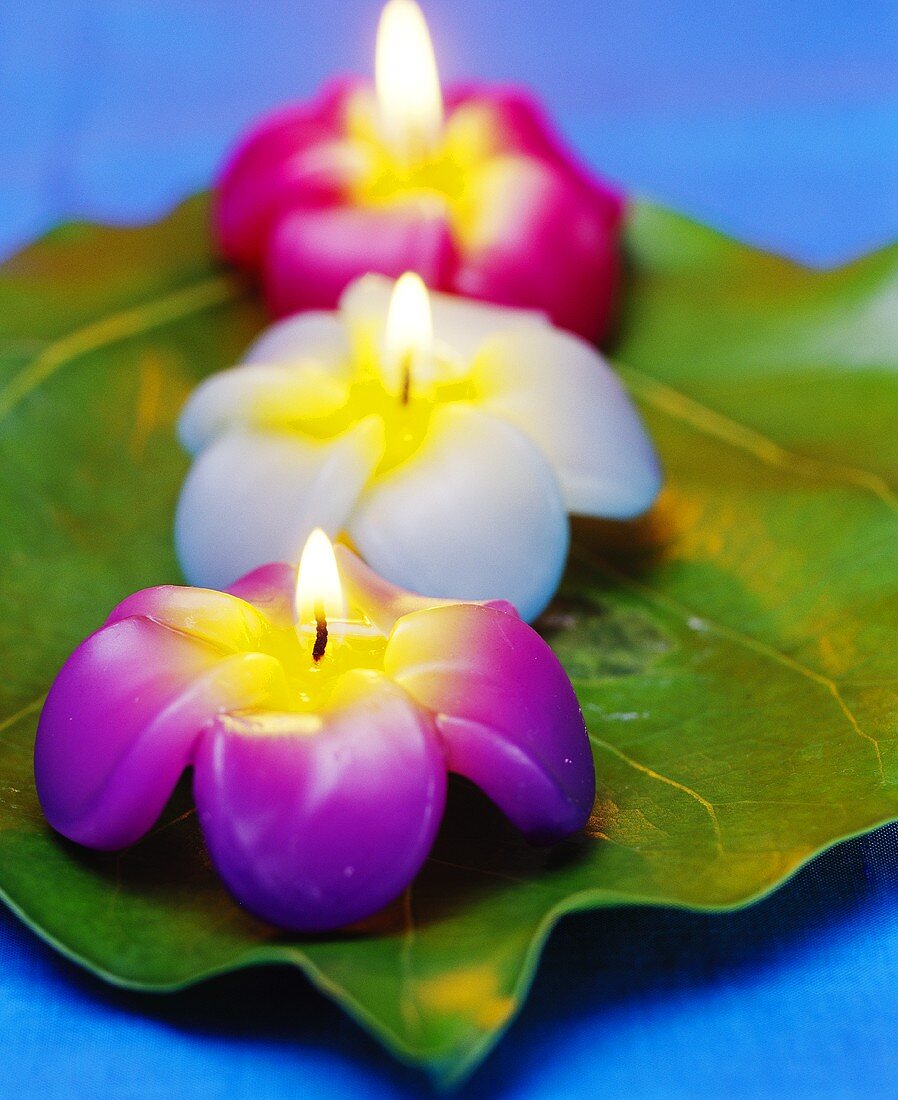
175 275 661 621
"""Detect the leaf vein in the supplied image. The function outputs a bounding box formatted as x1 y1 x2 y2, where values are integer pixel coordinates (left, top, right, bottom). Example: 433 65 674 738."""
619 363 898 515
0 274 245 423
589 734 724 854
0 695 46 735
425 857 550 890
575 551 885 780
399 886 424 1040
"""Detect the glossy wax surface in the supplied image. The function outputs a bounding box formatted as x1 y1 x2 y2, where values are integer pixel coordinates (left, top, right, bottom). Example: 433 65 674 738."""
34 550 593 932
175 276 661 620
215 79 624 342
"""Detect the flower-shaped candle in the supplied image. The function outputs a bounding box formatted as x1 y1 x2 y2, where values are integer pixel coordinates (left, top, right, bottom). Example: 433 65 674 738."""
35 533 594 932
175 274 661 622
215 0 624 341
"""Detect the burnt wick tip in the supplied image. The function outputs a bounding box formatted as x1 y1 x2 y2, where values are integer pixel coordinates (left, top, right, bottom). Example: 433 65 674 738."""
399 352 412 406
312 617 328 662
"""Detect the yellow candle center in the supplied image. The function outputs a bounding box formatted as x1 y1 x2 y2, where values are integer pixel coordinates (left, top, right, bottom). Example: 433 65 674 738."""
277 529 386 710
251 275 474 475
346 1 496 247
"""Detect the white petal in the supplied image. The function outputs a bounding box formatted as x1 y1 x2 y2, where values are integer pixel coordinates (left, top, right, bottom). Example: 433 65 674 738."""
348 406 568 622
473 326 662 517
242 310 352 369
178 362 349 455
179 311 354 455
340 273 546 368
175 418 384 590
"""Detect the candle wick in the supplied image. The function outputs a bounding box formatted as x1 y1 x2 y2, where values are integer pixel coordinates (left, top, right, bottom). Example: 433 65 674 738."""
399 351 412 406
312 600 328 662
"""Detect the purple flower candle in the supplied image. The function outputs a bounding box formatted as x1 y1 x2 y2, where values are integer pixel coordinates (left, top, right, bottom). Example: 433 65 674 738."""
35 532 594 932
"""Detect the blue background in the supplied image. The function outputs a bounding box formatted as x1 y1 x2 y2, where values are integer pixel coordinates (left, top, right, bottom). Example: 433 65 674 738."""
1 1 897 1096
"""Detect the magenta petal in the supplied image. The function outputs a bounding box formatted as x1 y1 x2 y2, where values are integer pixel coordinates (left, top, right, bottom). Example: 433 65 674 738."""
106 585 267 652
34 618 281 850
334 544 514 635
455 157 620 341
385 604 594 843
214 79 625 334
446 83 624 227
263 200 458 316
214 80 359 267
193 671 446 932
225 561 297 629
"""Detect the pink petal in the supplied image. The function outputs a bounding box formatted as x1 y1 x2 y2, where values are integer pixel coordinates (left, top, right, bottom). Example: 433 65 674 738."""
218 551 519 640
385 603 594 843
193 670 446 931
214 79 361 267
453 155 621 342
225 561 297 630
35 617 284 850
446 83 624 227
263 199 459 316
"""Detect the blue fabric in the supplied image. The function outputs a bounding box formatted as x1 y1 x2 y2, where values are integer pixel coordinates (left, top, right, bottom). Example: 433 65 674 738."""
1 2 897 1096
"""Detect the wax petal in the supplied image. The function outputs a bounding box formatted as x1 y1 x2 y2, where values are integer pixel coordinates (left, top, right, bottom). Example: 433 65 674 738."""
334 544 515 634
216 552 520 652
263 199 458 316
193 669 446 932
175 418 384 590
340 273 545 368
213 81 624 335
241 309 351 368
225 562 298 631
446 84 624 227
214 80 360 267
347 405 568 622
473 326 662 517
35 618 285 850
179 312 354 453
454 155 620 341
386 602 594 843
107 585 268 652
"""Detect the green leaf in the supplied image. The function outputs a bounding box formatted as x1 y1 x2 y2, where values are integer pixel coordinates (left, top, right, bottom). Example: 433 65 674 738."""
0 194 896 1085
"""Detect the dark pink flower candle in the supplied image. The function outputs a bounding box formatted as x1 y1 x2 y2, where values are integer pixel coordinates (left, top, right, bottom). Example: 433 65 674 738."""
215 0 624 341
35 532 594 932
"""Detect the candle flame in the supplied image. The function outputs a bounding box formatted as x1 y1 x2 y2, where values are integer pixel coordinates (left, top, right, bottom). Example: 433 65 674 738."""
375 0 444 162
295 528 345 630
383 272 433 399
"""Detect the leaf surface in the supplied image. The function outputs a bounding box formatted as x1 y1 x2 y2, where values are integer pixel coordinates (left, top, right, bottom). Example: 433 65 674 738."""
0 195 895 1083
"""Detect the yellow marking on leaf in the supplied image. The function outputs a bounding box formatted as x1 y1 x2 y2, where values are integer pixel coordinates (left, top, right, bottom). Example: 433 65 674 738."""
128 352 165 459
418 964 517 1033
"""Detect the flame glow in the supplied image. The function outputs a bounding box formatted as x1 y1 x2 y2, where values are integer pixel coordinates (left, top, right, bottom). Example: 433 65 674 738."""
375 0 444 162
382 272 434 395
295 528 345 628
